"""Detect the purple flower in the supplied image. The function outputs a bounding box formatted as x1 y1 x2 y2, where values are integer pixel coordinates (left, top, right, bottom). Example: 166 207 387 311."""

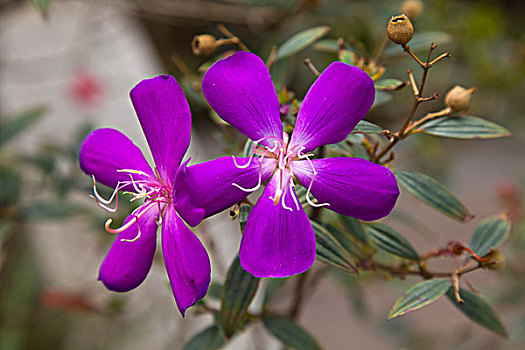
174 51 399 278
79 75 210 316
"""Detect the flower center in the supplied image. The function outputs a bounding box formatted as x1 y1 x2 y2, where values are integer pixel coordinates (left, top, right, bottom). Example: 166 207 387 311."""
90 168 170 242
231 133 329 212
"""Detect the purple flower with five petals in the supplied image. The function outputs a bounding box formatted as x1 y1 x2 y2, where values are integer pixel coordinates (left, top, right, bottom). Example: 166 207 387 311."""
79 75 210 316
174 51 400 278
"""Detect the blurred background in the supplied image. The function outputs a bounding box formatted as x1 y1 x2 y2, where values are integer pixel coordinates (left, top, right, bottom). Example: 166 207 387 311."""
1 0 524 349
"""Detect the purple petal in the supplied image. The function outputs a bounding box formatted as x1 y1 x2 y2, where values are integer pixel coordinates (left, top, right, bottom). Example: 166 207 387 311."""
174 157 276 227
130 75 191 185
98 205 159 292
289 62 375 151
202 51 283 146
79 128 155 191
240 172 316 278
294 157 399 221
162 205 211 316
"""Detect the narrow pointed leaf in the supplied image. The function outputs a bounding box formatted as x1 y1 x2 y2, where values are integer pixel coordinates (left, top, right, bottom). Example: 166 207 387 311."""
219 256 259 337
239 204 252 233
388 279 451 319
313 39 356 53
311 221 357 273
351 120 383 135
469 216 510 257
183 325 225 350
446 288 508 337
338 50 355 65
275 26 331 60
337 215 369 244
263 278 287 305
395 170 474 222
366 223 420 261
262 316 321 350
375 79 405 90
420 116 511 139
0 106 45 147
372 91 392 108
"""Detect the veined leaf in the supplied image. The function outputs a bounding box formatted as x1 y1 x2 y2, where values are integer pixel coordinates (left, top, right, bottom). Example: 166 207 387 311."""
313 39 356 53
183 325 225 350
219 256 259 337
275 26 331 60
366 223 420 261
338 50 355 65
337 215 369 244
375 78 405 90
372 91 392 108
312 221 357 273
351 120 383 135
395 170 474 222
386 31 452 55
420 116 511 139
446 288 508 337
388 279 451 319
262 316 321 350
263 278 287 306
239 204 252 232
0 106 45 147
469 216 510 257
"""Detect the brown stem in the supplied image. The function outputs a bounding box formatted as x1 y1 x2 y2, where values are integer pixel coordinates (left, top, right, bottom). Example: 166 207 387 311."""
303 58 320 77
217 23 250 51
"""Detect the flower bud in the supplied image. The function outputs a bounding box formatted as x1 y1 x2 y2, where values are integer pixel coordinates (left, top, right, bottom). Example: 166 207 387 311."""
191 35 217 56
486 250 505 270
400 0 424 20
445 85 477 113
387 14 414 45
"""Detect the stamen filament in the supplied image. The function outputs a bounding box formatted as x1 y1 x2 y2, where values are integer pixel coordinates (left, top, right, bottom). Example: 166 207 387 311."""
104 201 157 235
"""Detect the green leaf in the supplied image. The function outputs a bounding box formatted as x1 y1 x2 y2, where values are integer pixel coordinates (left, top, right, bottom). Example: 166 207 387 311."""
469 216 510 257
375 78 405 90
338 49 355 65
337 215 368 244
275 26 331 60
446 288 508 337
239 204 252 232
263 278 287 305
351 120 383 134
313 39 356 53
388 279 451 319
365 223 420 261
386 31 452 55
311 220 357 273
30 0 51 14
206 282 223 300
0 106 45 147
262 316 321 350
219 256 259 337
372 90 392 108
420 116 511 139
395 170 474 222
183 325 225 350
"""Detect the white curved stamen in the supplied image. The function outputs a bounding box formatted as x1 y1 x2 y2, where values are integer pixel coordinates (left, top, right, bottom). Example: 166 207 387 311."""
233 136 283 169
289 178 301 211
120 214 142 242
280 184 293 212
232 146 273 193
91 175 120 205
296 147 330 208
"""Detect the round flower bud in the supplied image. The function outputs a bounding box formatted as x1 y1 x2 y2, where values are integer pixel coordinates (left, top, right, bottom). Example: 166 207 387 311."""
445 85 477 113
486 250 505 270
191 35 217 56
387 14 414 45
400 0 424 20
